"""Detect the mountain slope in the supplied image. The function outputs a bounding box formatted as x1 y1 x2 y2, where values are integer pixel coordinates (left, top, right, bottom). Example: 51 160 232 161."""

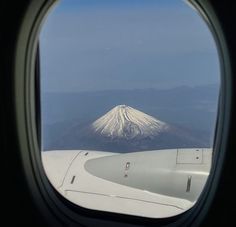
47 105 209 152
92 105 169 139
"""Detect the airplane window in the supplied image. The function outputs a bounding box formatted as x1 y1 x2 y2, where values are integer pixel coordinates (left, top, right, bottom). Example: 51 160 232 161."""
39 0 220 218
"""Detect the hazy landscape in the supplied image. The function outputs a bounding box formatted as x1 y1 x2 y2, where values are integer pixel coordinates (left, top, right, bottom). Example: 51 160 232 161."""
41 84 219 152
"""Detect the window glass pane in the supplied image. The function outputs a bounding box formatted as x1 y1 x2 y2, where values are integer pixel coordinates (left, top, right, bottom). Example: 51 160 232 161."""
40 0 220 218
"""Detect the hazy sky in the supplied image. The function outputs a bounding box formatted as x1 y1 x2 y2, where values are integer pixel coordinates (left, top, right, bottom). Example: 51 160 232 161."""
40 0 220 92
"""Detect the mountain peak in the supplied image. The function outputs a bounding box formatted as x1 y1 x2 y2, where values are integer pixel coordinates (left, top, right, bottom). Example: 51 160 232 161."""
113 105 132 111
116 104 128 108
91 105 168 139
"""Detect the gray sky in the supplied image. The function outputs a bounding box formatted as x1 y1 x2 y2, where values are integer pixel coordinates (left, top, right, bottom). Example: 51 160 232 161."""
40 0 220 92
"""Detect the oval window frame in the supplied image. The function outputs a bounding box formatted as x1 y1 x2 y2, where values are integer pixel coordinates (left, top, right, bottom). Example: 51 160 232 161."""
13 0 232 226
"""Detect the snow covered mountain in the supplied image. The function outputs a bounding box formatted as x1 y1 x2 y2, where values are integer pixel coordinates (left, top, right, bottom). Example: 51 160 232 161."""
49 105 209 152
92 105 169 139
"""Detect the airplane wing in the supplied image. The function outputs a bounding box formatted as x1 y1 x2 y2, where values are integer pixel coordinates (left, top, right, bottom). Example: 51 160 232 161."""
42 148 212 218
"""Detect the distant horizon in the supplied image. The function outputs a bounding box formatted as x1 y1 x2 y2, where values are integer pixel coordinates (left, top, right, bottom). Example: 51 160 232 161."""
42 83 220 94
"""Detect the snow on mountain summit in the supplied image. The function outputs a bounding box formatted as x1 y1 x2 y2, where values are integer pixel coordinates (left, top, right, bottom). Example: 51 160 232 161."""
92 105 169 139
